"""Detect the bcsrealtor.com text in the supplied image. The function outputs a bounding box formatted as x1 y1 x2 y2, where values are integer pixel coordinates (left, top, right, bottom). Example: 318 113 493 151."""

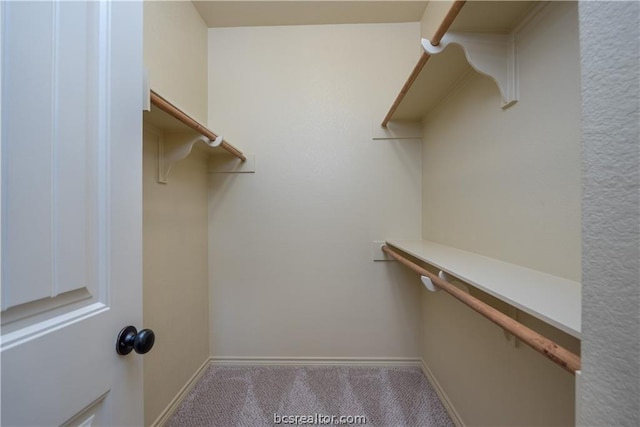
273 413 367 425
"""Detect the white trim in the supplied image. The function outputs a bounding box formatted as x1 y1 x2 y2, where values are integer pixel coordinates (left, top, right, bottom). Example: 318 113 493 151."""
1 303 108 351
420 358 465 427
575 369 581 424
0 0 4 317
150 358 211 427
209 356 422 367
208 153 255 174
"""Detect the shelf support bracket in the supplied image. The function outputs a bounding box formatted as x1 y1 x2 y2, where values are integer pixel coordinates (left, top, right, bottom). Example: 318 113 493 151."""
158 133 210 184
421 275 441 293
422 270 471 294
422 31 518 109
503 307 521 348
207 135 223 148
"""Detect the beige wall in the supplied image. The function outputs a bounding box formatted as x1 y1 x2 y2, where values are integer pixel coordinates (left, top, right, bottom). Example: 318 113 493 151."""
143 0 208 122
141 1 589 424
420 0 454 39
421 1 581 280
206 23 424 359
142 1 211 424
420 2 581 425
142 128 211 425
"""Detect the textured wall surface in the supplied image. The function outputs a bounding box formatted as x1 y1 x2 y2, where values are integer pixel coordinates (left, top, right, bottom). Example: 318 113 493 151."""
207 23 424 359
579 2 640 425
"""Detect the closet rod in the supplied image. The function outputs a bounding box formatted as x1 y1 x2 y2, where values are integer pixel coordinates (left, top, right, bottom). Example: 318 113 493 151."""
381 245 581 374
381 0 467 127
150 90 247 162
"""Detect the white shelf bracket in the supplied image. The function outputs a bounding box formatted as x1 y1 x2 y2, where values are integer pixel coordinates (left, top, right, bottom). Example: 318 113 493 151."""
422 31 518 109
423 270 472 294
503 306 521 348
158 133 211 184
421 275 441 293
207 135 223 148
372 242 394 261
442 270 471 293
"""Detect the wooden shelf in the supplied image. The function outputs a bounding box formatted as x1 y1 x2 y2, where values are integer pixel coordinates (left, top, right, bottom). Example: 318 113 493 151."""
384 1 536 123
385 239 581 338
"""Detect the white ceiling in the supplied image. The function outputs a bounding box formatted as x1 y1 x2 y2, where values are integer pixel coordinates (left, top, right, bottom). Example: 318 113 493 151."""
192 1 430 28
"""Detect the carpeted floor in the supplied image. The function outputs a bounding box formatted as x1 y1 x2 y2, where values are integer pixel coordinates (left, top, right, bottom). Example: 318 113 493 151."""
167 365 454 426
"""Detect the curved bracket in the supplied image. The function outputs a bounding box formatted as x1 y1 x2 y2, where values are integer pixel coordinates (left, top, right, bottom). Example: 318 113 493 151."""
421 270 472 294
503 306 521 348
207 135 223 148
158 133 211 183
438 270 451 284
422 31 518 109
439 270 471 294
421 275 441 293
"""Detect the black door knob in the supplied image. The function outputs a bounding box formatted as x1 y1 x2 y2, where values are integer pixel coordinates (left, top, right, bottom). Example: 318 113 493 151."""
116 326 155 355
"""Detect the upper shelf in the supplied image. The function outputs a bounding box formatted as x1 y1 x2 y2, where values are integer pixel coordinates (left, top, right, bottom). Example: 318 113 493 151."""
144 90 246 162
386 239 581 338
144 90 250 183
382 1 536 125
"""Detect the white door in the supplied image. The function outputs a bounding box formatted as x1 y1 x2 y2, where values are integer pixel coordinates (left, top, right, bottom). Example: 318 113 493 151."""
1 1 145 426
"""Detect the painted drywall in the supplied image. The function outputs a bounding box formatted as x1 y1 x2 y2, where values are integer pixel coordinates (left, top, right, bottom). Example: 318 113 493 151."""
142 2 211 423
420 0 453 39
194 1 428 28
419 2 582 425
579 2 640 425
207 23 424 359
142 128 211 425
143 0 208 123
422 1 581 281
421 285 579 426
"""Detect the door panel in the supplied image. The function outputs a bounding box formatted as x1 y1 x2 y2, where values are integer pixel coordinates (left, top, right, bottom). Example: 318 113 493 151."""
1 1 144 425
62 393 109 427
2 0 57 308
1 0 101 329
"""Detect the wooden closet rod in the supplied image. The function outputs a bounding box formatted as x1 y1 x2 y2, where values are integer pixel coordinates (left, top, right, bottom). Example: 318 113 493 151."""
150 90 247 162
381 0 467 127
381 245 581 374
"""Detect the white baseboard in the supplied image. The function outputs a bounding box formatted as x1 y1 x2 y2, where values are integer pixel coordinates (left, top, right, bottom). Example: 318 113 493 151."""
420 358 465 427
209 356 423 367
150 358 211 427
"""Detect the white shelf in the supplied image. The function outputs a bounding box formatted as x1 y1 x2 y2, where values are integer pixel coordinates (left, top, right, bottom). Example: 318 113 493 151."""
143 91 250 183
385 239 581 338
144 102 207 135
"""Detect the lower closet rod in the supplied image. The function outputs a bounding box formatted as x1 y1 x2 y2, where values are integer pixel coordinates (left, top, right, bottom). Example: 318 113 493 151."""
381 245 581 374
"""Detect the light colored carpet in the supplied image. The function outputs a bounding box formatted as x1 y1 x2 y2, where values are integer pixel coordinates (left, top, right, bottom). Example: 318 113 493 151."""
167 365 454 426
